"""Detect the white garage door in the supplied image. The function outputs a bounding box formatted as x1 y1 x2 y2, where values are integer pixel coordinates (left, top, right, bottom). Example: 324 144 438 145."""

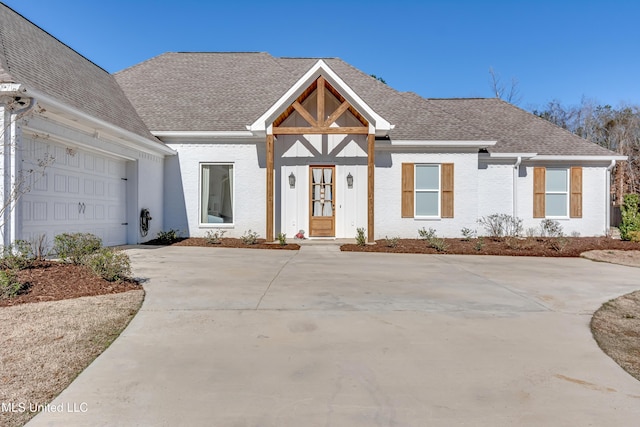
20 137 128 247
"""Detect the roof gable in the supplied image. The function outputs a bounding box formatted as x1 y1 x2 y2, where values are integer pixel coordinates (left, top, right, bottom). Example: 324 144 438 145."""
248 59 392 136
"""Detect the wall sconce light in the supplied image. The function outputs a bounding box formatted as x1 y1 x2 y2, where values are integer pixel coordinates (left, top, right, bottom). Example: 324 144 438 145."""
346 172 354 189
289 172 296 188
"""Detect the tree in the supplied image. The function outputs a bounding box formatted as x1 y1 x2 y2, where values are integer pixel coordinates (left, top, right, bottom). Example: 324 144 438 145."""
0 95 53 243
488 67 522 105
370 74 387 85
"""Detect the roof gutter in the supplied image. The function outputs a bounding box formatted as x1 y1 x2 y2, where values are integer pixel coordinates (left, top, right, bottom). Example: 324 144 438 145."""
23 87 176 156
531 155 627 161
378 140 497 149
152 130 260 142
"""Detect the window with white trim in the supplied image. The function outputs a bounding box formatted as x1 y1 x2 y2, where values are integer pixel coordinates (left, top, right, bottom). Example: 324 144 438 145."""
200 164 234 224
545 168 568 217
415 164 440 217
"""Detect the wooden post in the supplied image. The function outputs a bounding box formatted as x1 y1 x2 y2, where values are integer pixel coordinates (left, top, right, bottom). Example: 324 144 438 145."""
266 134 274 242
317 76 325 127
367 133 375 243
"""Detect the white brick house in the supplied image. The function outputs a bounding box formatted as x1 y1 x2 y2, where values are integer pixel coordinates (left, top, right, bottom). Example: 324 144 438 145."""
0 4 625 246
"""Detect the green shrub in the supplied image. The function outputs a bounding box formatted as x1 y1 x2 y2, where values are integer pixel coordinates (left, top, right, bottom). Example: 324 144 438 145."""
0 270 26 299
204 229 226 244
85 248 132 282
0 240 34 270
277 232 287 246
418 227 437 240
429 237 448 252
241 229 259 245
474 236 485 251
460 227 475 241
627 230 640 242
54 233 102 265
156 229 182 244
355 228 366 246
619 194 640 241
383 236 399 248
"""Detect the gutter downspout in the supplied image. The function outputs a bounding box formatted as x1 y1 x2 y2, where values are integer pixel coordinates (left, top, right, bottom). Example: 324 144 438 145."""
606 160 616 236
513 156 522 219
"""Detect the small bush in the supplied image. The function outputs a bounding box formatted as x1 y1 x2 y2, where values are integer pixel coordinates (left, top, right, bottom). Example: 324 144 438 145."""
628 230 640 242
620 194 640 241
478 214 523 238
429 237 448 252
570 231 581 238
54 233 102 265
418 227 437 240
277 232 287 246
539 219 564 238
474 237 485 252
85 248 132 282
156 229 181 244
241 229 259 245
460 227 475 241
0 240 34 270
0 270 27 299
383 236 399 248
355 228 366 246
204 229 226 244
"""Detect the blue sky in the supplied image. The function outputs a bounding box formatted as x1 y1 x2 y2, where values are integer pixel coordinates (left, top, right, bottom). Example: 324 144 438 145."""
3 0 639 111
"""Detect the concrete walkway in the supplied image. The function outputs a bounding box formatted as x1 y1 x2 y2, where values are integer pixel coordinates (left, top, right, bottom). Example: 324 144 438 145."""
28 246 640 426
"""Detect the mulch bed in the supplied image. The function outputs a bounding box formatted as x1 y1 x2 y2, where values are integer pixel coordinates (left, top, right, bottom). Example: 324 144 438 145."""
145 237 300 250
0 261 141 307
341 237 640 257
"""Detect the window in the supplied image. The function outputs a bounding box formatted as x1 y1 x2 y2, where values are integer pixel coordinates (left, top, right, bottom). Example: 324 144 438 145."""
415 164 440 217
200 164 233 224
402 163 454 218
545 168 568 217
533 167 582 219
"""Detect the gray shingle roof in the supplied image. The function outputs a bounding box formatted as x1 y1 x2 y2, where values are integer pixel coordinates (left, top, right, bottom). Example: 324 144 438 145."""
115 51 617 157
0 3 157 142
429 98 617 156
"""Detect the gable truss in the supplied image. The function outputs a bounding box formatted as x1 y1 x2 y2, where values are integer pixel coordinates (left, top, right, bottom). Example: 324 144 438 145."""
272 76 369 135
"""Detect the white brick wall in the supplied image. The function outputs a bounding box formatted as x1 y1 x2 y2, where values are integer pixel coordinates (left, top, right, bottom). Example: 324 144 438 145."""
375 151 480 238
164 142 265 238
517 163 609 236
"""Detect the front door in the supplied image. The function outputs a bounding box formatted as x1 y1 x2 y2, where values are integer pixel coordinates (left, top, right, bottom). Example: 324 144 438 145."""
309 166 335 237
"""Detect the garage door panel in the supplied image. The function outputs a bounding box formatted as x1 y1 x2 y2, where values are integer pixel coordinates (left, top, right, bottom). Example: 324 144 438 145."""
32 201 47 221
68 202 79 220
54 174 66 193
54 202 67 221
32 172 48 192
84 154 94 171
68 176 79 193
84 179 94 195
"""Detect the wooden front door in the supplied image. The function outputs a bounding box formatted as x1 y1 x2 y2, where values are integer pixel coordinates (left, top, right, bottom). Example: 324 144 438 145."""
309 166 335 237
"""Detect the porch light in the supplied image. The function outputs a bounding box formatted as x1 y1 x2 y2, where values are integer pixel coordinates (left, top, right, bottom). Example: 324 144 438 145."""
347 172 354 189
289 172 296 188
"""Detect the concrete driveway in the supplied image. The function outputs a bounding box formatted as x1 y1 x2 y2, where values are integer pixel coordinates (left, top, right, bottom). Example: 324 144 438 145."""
29 245 640 426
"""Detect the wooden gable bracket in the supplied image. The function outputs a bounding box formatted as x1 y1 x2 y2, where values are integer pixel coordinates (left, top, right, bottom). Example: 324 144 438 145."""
272 76 369 135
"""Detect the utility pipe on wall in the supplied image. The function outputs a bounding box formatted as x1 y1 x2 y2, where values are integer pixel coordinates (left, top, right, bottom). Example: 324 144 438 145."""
513 156 522 219
606 160 616 235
